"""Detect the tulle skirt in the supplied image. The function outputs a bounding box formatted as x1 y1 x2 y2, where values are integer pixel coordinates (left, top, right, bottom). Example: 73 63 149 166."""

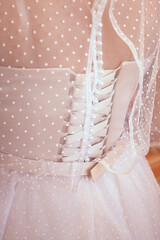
0 154 160 240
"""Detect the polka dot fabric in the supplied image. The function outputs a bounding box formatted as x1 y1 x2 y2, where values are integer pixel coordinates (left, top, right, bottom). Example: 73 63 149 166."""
0 0 160 239
0 0 92 73
0 68 72 161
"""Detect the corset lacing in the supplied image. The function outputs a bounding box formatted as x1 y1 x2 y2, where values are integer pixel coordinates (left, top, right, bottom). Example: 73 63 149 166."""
58 68 119 163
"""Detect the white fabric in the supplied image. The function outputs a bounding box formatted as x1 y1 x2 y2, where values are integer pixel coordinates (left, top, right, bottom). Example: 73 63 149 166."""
0 0 160 239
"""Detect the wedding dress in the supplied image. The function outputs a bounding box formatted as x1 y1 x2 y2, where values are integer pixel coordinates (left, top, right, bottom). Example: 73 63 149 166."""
0 0 160 239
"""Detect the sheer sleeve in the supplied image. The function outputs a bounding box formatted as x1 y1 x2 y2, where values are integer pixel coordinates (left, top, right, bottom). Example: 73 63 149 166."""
150 69 160 147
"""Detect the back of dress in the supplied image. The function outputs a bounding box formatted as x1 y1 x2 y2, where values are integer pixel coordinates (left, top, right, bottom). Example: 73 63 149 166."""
0 1 160 240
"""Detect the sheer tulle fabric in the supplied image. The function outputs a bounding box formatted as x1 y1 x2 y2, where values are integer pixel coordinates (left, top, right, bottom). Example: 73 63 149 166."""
0 0 160 239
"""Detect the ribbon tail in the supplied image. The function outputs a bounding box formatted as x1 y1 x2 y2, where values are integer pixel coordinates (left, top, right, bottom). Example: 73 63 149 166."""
90 136 125 182
90 162 107 182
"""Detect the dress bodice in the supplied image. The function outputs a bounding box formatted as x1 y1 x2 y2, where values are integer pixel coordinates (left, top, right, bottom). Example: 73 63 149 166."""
0 61 139 162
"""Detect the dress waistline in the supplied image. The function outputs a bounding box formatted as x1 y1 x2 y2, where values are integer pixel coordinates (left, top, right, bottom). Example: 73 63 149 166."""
0 136 125 182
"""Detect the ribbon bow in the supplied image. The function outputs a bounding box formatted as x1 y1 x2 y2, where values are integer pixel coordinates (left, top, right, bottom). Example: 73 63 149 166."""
90 138 125 182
